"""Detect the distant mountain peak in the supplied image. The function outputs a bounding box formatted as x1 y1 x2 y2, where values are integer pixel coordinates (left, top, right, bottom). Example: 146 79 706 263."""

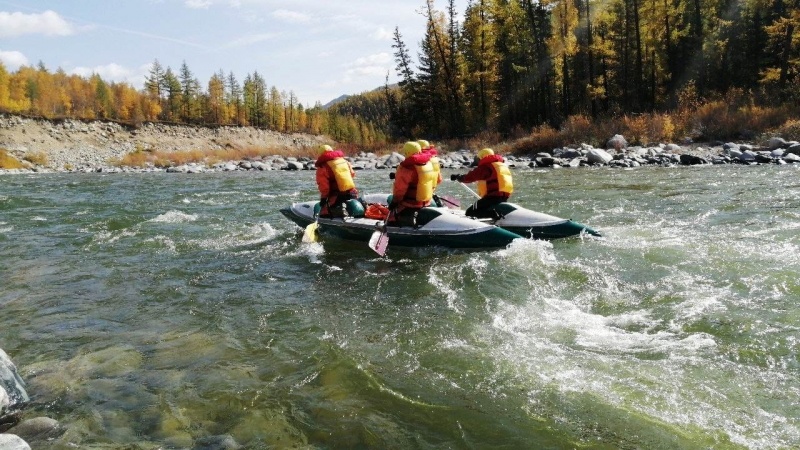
323 95 350 109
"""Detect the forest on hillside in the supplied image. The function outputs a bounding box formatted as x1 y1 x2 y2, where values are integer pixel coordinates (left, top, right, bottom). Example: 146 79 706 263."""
0 60 388 147
1 0 797 150
376 0 799 143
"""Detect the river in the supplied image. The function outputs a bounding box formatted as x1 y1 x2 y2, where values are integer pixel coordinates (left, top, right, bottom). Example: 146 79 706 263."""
1 166 798 449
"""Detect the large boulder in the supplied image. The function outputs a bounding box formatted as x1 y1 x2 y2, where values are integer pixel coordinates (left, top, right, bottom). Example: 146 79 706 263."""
587 148 614 165
0 434 30 450
1 349 29 417
606 134 628 151
680 154 708 165
381 152 405 168
768 137 788 150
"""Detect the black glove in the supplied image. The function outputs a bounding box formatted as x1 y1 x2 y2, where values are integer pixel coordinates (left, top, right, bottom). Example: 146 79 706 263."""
388 201 398 211
450 174 463 181
389 172 395 180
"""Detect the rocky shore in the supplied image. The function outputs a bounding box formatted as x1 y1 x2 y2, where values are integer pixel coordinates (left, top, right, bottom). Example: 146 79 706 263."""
2 114 800 175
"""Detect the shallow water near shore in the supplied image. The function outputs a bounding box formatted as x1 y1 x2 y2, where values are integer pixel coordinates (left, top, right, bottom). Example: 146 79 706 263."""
1 166 799 449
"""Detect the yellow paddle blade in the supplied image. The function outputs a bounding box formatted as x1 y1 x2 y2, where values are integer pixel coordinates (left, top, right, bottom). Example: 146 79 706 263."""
302 222 319 243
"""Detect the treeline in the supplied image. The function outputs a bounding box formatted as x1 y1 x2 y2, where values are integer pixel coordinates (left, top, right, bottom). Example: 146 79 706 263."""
385 0 800 139
0 60 388 146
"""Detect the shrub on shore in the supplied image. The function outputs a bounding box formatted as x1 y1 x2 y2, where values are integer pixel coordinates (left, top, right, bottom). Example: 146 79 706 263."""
0 149 26 169
23 151 49 166
505 100 798 156
113 145 320 168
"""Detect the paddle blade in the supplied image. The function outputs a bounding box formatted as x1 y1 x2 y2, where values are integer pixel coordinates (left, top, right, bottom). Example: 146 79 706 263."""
302 222 319 243
368 230 389 256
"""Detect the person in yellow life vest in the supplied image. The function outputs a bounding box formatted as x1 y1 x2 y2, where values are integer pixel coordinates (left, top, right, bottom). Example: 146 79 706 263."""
388 141 437 226
418 139 445 207
450 148 513 218
315 144 359 218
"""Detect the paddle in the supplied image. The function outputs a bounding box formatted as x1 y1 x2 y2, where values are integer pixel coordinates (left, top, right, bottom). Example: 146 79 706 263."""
435 194 461 209
455 180 481 199
302 201 323 243
302 218 319 243
368 213 390 256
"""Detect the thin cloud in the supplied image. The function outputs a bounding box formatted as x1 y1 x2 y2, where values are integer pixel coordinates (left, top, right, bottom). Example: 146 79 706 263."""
71 63 147 87
0 10 76 38
339 52 393 85
371 27 393 41
185 0 213 9
225 32 279 48
272 9 312 24
350 53 391 67
0 50 29 69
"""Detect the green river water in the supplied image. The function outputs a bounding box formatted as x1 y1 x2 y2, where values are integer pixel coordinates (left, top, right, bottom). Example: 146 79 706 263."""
1 166 798 449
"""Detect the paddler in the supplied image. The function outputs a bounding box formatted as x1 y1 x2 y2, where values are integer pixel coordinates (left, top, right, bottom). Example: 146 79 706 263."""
450 148 513 218
418 139 444 206
315 144 359 218
388 141 437 226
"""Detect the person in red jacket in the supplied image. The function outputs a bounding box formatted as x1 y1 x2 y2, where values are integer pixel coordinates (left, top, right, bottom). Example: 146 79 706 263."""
451 148 514 218
315 144 359 218
388 141 438 226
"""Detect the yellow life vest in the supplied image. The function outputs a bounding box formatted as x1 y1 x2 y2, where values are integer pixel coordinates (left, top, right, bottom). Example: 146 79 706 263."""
413 162 437 202
327 158 355 192
477 161 514 197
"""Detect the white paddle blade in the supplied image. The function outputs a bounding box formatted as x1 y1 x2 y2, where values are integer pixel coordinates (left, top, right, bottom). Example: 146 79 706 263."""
368 230 389 256
302 222 319 243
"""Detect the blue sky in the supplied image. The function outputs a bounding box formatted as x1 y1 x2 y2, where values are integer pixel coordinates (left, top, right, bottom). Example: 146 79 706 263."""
0 0 466 106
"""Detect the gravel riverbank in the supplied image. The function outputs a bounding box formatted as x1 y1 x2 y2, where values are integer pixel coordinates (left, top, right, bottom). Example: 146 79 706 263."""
2 114 799 175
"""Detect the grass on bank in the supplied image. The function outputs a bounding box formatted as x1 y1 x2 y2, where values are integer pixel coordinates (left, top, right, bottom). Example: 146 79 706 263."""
0 149 26 169
448 90 800 155
113 145 320 168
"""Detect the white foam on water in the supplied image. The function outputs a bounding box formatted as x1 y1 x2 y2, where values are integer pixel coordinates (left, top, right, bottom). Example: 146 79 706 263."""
31 216 47 222
495 237 557 266
92 229 138 245
143 235 177 253
428 266 462 313
474 231 799 449
297 242 325 264
149 211 198 223
196 222 279 250
484 295 800 447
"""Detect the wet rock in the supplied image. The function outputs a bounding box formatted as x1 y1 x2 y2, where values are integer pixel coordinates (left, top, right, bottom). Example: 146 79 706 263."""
1 349 28 417
194 434 243 450
8 417 62 442
739 151 757 162
587 148 614 164
282 161 304 171
768 137 788 149
783 153 800 163
0 434 30 450
680 154 708 165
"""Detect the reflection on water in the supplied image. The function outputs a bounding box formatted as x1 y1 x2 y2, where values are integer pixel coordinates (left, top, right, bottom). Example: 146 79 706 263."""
1 167 799 449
